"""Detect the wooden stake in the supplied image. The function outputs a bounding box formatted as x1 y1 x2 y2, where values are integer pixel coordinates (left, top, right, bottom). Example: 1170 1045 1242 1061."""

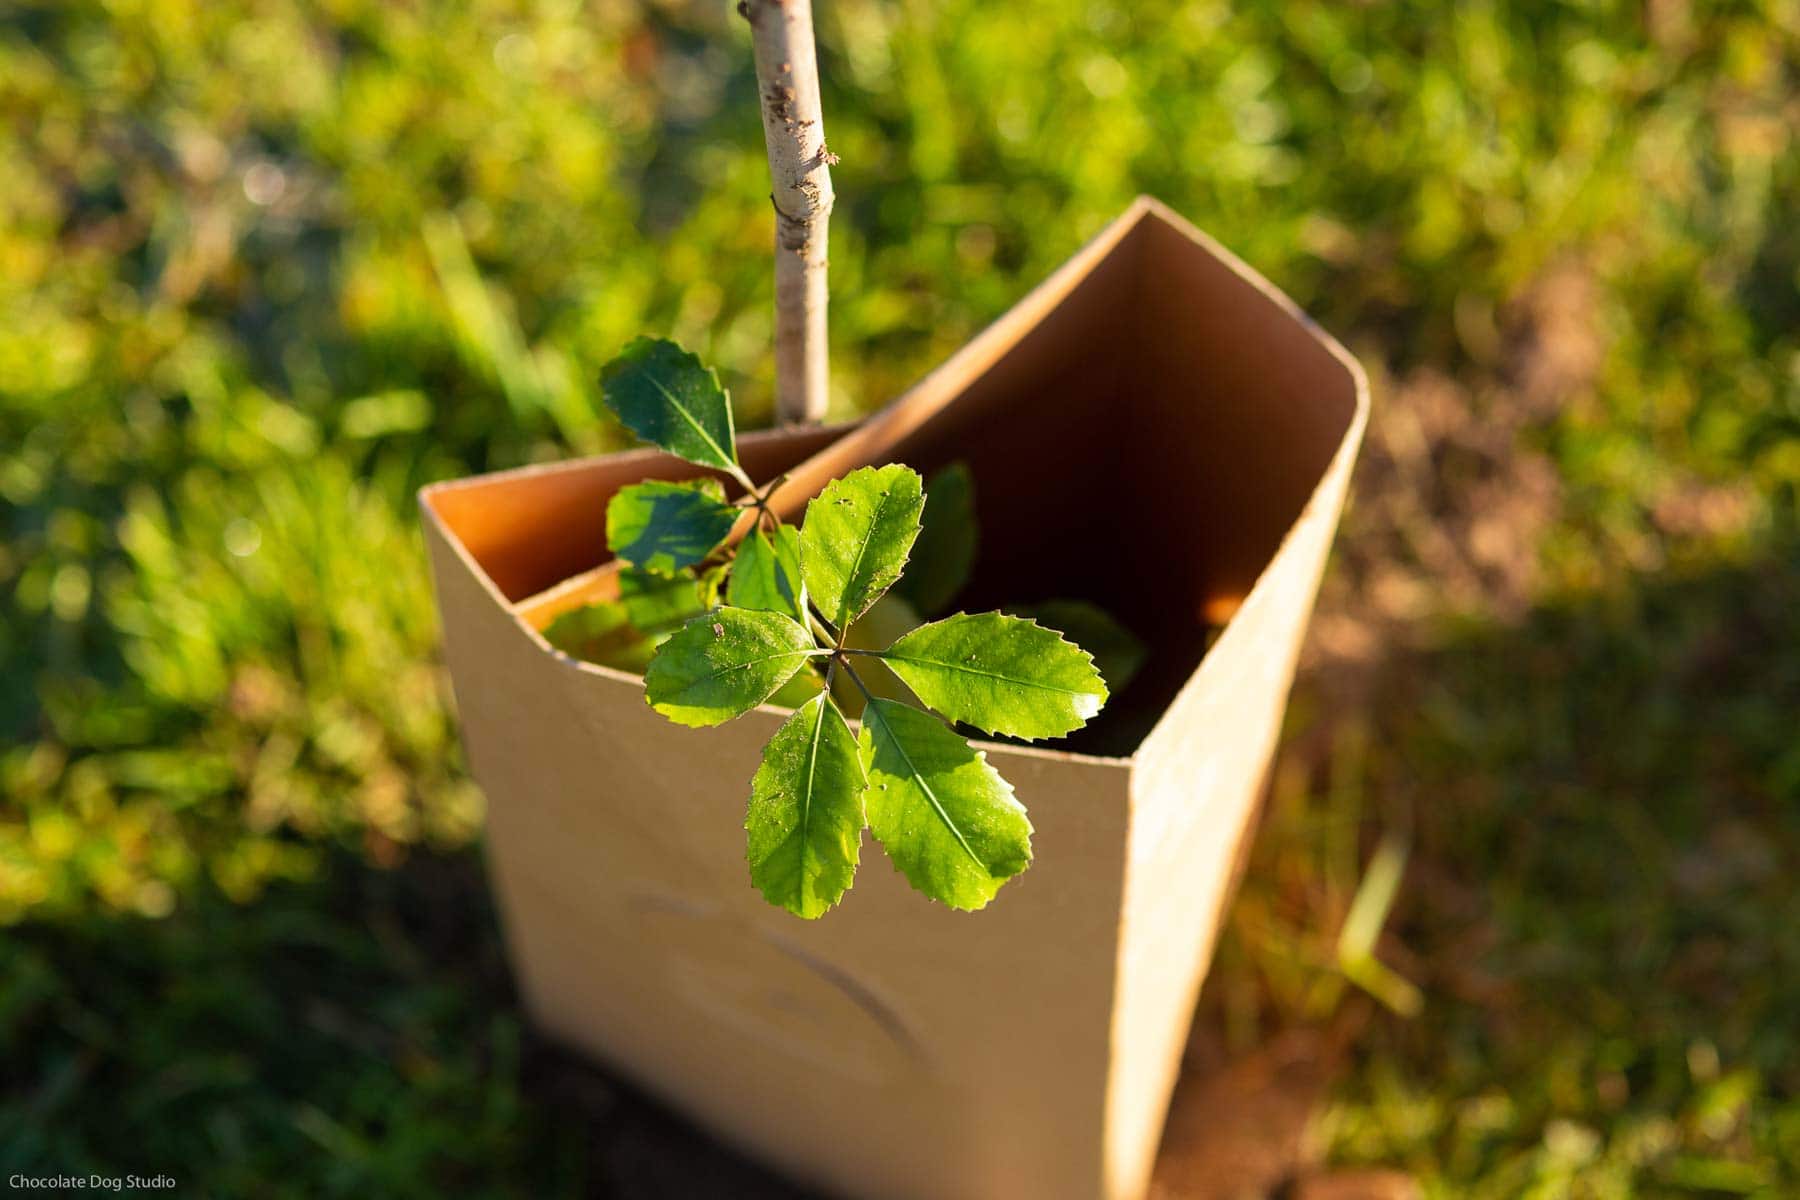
741 0 835 425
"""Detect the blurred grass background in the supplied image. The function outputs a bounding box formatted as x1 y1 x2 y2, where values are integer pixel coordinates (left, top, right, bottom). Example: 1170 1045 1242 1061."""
2 0 1796 1194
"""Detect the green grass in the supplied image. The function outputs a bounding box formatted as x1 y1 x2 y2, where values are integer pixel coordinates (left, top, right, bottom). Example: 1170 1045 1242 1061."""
3 0 1797 1193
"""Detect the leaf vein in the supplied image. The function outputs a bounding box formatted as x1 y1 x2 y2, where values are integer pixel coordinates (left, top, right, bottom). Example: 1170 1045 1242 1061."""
835 484 906 622
870 705 987 872
881 651 1094 698
671 648 819 693
644 373 734 468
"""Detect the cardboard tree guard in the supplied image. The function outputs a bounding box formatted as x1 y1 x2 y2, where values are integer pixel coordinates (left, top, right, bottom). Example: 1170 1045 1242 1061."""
421 197 1368 1200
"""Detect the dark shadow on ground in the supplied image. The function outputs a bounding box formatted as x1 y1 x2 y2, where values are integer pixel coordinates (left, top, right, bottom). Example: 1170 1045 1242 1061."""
0 849 820 1199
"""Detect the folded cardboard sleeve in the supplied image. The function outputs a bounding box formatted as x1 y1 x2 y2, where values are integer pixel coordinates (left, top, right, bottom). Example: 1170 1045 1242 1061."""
421 198 1368 1200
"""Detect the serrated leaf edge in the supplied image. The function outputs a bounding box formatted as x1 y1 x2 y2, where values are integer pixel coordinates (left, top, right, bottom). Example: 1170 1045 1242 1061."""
877 613 1109 740
605 477 738 575
745 694 866 919
602 336 739 469
643 611 822 728
862 700 1032 911
805 464 925 628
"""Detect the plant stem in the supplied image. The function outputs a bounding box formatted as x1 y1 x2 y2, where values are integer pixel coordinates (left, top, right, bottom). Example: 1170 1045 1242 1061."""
840 660 875 703
739 0 834 425
755 473 790 508
726 463 758 494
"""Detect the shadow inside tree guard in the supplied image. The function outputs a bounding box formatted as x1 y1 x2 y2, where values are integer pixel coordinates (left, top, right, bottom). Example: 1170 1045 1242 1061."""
854 214 1360 756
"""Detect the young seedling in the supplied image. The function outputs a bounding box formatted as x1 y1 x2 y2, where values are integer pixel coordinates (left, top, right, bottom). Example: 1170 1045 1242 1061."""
547 9 1135 900
569 338 1111 917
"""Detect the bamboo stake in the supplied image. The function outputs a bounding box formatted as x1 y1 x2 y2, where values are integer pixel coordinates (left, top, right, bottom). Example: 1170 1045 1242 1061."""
740 0 835 425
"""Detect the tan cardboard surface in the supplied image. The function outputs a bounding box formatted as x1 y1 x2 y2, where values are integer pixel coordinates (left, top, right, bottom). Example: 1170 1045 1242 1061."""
421 197 1368 1199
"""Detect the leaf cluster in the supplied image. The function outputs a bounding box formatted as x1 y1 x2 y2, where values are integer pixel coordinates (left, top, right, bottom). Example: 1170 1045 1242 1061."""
573 339 1116 916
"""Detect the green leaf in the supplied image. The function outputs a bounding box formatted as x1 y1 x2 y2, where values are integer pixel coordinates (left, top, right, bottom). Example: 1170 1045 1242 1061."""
898 462 977 616
600 337 738 471
644 607 820 727
606 479 738 574
745 693 867 918
861 699 1032 910
618 566 711 636
729 526 807 625
800 464 925 630
542 600 656 672
1011 600 1147 692
545 568 719 675
876 612 1108 739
